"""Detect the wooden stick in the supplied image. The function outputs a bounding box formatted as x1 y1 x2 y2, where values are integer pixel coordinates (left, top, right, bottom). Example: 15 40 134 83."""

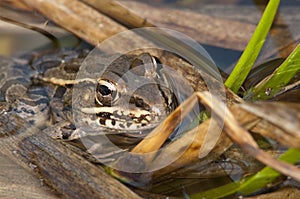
109 1 256 51
0 113 141 199
20 0 127 46
14 0 256 51
80 0 154 28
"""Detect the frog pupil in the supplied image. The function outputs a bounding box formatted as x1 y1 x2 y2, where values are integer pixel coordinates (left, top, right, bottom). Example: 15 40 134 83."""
99 85 111 96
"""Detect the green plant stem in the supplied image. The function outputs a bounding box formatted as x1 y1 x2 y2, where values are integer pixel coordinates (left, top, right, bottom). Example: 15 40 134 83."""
225 0 280 93
248 44 300 100
191 148 300 199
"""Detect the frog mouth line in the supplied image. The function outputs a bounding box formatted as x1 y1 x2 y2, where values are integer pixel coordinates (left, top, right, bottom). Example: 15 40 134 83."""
81 107 160 131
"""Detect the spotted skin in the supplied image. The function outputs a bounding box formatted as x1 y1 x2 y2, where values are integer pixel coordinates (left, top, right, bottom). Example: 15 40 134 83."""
0 50 179 149
69 52 178 141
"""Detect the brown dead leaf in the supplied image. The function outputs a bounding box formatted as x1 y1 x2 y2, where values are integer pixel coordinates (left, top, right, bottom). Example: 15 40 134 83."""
238 102 300 148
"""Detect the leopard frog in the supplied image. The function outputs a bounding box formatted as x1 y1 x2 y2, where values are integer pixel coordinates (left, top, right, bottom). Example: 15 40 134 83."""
0 49 193 148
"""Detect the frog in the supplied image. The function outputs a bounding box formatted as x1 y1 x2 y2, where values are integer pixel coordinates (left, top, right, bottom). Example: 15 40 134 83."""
0 48 197 158
3 47 266 192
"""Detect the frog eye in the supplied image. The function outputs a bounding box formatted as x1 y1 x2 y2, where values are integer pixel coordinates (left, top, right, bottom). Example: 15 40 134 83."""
95 79 118 106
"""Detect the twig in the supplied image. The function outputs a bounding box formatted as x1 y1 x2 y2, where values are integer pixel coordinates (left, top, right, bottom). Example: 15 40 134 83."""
20 0 127 46
80 0 154 28
106 1 256 51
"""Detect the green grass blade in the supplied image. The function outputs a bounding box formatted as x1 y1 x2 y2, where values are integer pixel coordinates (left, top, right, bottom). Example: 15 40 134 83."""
247 44 300 100
225 0 280 93
190 148 300 199
238 148 300 194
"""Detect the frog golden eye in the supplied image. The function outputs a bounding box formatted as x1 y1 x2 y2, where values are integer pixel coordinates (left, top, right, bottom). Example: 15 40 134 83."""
95 79 118 106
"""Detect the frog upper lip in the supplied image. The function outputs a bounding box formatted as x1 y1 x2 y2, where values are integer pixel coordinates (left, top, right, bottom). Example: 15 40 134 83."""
81 107 151 116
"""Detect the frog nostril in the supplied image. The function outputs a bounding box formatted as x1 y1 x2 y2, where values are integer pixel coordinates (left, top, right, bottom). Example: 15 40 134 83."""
135 98 144 108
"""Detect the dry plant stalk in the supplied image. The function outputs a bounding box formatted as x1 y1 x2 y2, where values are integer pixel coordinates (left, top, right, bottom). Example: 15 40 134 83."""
122 92 300 182
13 0 256 51
118 1 256 51
80 0 154 28
81 0 256 51
19 0 127 45
237 102 300 148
